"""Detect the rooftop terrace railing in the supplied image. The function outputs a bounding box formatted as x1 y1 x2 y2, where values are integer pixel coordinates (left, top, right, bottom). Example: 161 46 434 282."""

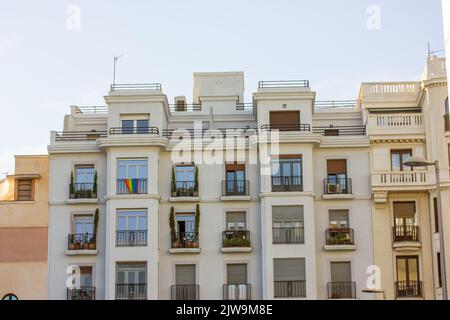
258 80 310 88
314 100 357 109
313 125 366 136
110 83 162 91
55 130 107 141
71 105 108 114
168 104 202 112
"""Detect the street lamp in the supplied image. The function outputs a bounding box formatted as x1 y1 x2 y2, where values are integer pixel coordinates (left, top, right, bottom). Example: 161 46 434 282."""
404 156 447 300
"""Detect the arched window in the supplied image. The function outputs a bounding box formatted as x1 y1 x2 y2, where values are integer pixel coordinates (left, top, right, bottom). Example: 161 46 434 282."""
2 293 18 300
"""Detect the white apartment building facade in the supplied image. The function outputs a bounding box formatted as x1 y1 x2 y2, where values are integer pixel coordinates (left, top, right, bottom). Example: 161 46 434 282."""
47 72 375 300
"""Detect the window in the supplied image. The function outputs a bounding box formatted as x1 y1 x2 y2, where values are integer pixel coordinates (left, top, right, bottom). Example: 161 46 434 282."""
116 263 147 300
73 215 94 234
391 150 412 171
434 197 439 233
227 264 247 284
117 159 148 194
226 212 246 230
2 293 18 300
396 256 421 297
272 205 304 244
393 202 418 242
174 164 196 196
67 266 95 300
171 212 198 248
16 179 32 201
271 156 303 191
437 253 442 288
116 210 147 246
269 111 300 131
225 264 249 300
72 165 95 198
329 261 354 299
225 163 246 195
325 159 350 194
173 264 198 300
329 210 349 228
121 118 150 134
273 258 306 298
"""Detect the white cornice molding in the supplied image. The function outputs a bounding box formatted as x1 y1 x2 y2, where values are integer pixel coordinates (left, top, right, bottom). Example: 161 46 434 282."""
97 136 167 149
47 144 102 154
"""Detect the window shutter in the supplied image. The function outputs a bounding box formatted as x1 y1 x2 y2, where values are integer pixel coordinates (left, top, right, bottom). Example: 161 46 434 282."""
273 258 305 281
269 111 300 126
272 206 303 222
17 179 32 201
176 265 196 285
329 210 349 224
226 163 245 171
393 202 416 218
330 261 352 282
327 160 347 174
226 212 246 225
227 264 247 284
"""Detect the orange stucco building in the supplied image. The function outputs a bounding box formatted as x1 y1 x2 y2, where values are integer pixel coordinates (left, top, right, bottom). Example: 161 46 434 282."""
0 155 49 300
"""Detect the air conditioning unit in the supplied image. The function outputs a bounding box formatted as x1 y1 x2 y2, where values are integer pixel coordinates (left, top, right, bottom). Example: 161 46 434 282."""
327 183 340 194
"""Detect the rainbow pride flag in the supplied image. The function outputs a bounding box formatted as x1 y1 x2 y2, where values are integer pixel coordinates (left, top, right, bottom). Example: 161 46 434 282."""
125 178 138 193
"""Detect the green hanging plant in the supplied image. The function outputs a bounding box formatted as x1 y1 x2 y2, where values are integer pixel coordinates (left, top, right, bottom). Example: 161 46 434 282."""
93 171 97 197
194 165 199 196
171 166 176 195
169 206 176 241
69 171 74 196
195 204 200 235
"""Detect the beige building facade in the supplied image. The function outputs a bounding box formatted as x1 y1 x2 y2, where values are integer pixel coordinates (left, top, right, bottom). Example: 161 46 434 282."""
0 155 49 300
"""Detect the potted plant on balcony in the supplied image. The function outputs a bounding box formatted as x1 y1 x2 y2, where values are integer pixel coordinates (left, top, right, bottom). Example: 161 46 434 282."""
68 234 75 250
87 208 99 250
171 166 177 197
193 166 199 197
194 204 200 246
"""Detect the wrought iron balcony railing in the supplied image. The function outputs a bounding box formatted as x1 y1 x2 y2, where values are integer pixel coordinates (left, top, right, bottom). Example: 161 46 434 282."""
116 230 147 247
67 286 95 300
67 233 96 250
395 281 422 298
274 280 306 298
271 176 303 192
272 226 304 244
325 228 354 245
171 285 199 300
392 225 420 242
327 282 356 299
323 178 352 194
223 284 251 300
116 178 147 194
260 124 311 132
258 80 310 88
222 180 249 196
109 126 159 135
222 230 251 248
313 125 366 136
171 232 199 249
172 181 198 197
69 183 96 199
115 284 147 300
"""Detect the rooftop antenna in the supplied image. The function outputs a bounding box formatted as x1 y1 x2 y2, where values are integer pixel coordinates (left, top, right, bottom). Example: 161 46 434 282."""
112 55 123 86
427 42 444 57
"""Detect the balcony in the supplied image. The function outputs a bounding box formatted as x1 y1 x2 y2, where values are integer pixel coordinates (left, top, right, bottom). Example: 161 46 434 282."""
271 176 303 192
221 180 249 200
323 178 353 199
67 287 95 300
371 171 429 190
324 228 357 251
223 284 251 300
54 130 107 141
392 226 420 251
257 80 310 93
260 124 311 132
366 113 424 136
272 227 304 244
169 103 201 112
313 125 366 136
274 280 306 298
360 82 421 104
171 181 198 199
221 230 252 253
169 232 200 254
395 281 422 298
115 284 147 300
109 126 159 135
171 285 199 300
66 233 97 255
327 282 356 299
116 178 147 194
116 230 147 247
69 183 96 200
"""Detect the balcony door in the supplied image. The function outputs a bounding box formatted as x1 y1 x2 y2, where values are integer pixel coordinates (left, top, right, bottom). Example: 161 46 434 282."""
329 261 353 299
271 156 302 191
226 264 248 300
326 159 348 193
272 206 304 244
73 215 94 235
391 150 412 171
226 212 246 230
175 164 195 194
174 265 197 300
225 163 245 194
176 213 196 242
116 210 147 246
269 111 300 131
396 256 420 297
116 263 147 300
393 202 416 241
117 159 148 194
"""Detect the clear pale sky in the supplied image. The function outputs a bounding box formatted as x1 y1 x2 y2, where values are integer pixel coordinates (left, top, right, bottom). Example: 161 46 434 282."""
0 0 446 176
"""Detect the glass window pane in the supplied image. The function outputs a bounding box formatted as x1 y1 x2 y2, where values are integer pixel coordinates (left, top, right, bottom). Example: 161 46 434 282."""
391 153 401 171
